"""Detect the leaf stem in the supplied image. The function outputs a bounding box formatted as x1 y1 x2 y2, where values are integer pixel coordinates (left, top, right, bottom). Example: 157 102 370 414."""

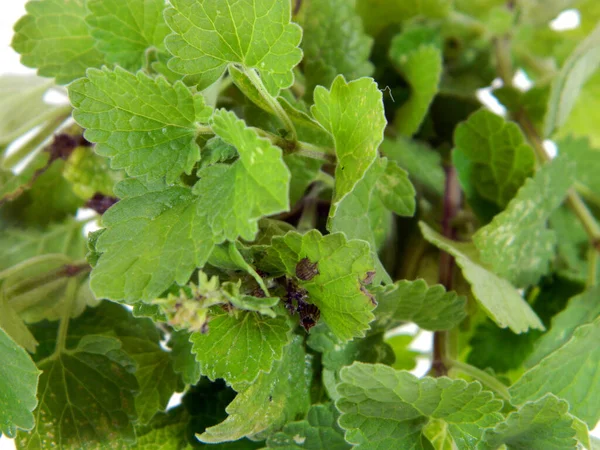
447 359 511 401
494 40 600 253
0 254 71 281
431 164 462 377
52 277 79 357
2 105 72 170
588 243 598 287
243 67 297 141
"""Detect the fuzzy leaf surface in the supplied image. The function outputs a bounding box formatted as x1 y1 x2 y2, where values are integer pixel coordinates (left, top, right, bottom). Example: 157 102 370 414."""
69 67 212 183
336 363 503 449
11 0 105 84
164 0 302 91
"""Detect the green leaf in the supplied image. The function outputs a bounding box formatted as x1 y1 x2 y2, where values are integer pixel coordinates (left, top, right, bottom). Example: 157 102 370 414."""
86 0 170 71
0 328 40 437
526 285 600 368
389 33 442 136
544 23 600 138
380 137 445 196
62 147 121 199
510 316 600 428
164 0 303 91
453 109 536 208
0 219 86 271
266 404 351 450
131 408 190 450
299 0 373 100
90 110 290 301
198 336 311 443
190 310 292 389
169 330 201 386
311 76 386 220
329 157 415 284
257 230 376 342
420 222 544 333
372 279 467 331
11 0 105 84
558 135 600 197
284 154 323 206
18 335 138 448
557 72 600 147
69 66 212 183
473 156 576 287
200 136 238 168
356 0 452 35
0 75 57 147
0 296 38 354
336 363 503 449
482 394 578 450
307 324 394 373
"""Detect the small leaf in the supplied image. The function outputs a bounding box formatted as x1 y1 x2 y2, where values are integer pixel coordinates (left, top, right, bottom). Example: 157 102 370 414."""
453 109 536 208
558 135 600 198
372 279 467 331
257 230 376 341
298 0 373 100
510 316 600 428
420 222 544 333
164 0 302 91
190 310 292 389
311 76 386 220
473 156 576 287
169 330 201 386
0 328 40 437
482 394 578 450
389 31 442 136
544 23 600 138
198 336 311 443
266 404 351 449
336 363 503 449
86 0 170 71
11 0 105 84
69 67 212 183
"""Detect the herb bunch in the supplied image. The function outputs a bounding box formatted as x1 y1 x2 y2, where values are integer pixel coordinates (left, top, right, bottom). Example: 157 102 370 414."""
1 0 600 449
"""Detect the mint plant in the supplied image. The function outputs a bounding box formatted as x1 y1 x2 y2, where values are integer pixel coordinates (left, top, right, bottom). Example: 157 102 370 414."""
1 0 600 448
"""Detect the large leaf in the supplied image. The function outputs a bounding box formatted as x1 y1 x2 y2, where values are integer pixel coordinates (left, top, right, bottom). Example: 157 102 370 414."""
473 156 576 287
0 328 40 438
198 336 311 443
299 0 373 100
256 230 376 342
18 336 139 448
164 0 302 91
190 310 292 389
90 110 290 301
311 76 386 220
420 222 544 333
336 363 503 449
544 23 600 138
69 67 212 183
11 0 105 84
482 394 579 450
453 109 536 208
510 316 600 428
86 0 170 71
266 404 351 450
558 135 600 197
372 279 467 331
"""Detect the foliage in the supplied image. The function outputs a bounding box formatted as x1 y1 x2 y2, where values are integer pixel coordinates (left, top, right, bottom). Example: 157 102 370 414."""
2 0 600 448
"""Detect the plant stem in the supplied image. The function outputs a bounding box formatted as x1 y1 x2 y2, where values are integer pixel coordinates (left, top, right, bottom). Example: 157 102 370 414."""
587 246 598 287
432 164 462 377
495 41 600 253
447 359 511 401
244 67 297 141
2 105 72 170
52 277 78 357
0 254 71 281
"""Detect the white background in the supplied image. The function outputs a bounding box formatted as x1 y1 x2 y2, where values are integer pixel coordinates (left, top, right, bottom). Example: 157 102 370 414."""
0 1 596 449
